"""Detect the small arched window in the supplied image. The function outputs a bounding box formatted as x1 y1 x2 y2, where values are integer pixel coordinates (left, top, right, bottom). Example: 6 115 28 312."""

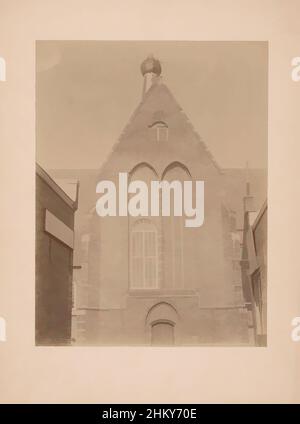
148 121 168 142
130 221 158 289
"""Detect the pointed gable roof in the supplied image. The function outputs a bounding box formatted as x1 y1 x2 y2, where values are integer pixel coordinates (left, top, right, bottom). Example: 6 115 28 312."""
101 79 222 174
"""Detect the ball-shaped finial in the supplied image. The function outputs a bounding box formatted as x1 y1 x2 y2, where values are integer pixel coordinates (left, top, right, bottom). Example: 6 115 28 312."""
140 55 162 77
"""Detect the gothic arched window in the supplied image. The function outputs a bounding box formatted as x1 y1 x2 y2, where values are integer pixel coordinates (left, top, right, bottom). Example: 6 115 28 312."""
129 164 160 290
162 162 191 289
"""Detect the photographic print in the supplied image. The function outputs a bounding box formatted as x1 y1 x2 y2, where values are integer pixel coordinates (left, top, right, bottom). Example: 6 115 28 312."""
35 41 267 347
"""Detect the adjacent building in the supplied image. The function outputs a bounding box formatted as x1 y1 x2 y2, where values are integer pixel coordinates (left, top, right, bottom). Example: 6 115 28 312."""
240 187 267 346
35 164 78 345
251 202 267 345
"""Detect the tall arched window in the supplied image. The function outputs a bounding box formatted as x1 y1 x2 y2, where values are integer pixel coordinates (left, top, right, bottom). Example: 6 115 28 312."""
129 164 160 290
130 221 158 289
162 163 191 289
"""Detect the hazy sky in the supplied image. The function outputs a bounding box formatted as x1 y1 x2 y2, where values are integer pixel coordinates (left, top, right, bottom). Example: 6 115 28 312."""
36 41 268 170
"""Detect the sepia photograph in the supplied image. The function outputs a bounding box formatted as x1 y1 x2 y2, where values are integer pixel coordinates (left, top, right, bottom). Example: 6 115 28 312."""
2 0 300 409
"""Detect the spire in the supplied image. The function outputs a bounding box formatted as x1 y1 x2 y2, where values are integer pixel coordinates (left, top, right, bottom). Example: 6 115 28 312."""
246 161 251 196
140 55 162 99
243 161 255 213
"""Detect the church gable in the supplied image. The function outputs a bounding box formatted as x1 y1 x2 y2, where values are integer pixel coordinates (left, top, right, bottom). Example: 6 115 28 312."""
99 57 221 178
